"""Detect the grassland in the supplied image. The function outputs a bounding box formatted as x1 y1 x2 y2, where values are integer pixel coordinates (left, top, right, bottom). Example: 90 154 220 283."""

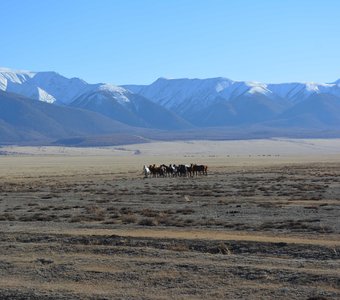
0 139 339 299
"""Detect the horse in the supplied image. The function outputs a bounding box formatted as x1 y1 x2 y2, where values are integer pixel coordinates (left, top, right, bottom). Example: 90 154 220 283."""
177 164 188 177
149 164 165 177
186 164 194 177
160 164 175 177
169 164 177 177
192 164 208 176
143 165 151 178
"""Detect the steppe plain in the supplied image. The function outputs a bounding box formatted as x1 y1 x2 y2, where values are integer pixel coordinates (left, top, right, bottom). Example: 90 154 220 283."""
0 138 339 299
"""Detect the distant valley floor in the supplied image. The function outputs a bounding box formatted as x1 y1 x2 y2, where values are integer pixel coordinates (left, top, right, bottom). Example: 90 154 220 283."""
1 137 340 157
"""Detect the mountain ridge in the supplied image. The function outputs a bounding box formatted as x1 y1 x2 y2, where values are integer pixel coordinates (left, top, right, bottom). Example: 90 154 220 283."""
1 67 340 145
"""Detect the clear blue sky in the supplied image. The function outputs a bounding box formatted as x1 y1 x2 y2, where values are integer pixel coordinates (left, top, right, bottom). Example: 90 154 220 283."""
2 0 340 85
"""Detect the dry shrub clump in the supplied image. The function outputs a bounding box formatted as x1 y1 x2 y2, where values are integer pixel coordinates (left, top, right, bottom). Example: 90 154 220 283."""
0 213 16 221
155 214 177 226
69 215 86 223
176 207 195 215
69 205 106 223
138 218 159 226
260 220 333 233
120 207 134 214
106 206 118 212
85 205 106 221
141 208 159 218
19 213 58 222
121 214 137 224
168 242 190 252
95 198 110 204
39 206 51 211
217 243 232 255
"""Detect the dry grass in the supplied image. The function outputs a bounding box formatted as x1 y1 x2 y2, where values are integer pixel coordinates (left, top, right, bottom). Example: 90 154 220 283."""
0 143 340 299
18 213 58 222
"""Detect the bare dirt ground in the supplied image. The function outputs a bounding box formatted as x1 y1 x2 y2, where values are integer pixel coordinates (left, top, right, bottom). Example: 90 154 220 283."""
0 139 339 299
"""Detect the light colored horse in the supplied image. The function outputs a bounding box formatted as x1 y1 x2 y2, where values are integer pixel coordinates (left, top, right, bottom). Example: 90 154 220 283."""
143 165 151 178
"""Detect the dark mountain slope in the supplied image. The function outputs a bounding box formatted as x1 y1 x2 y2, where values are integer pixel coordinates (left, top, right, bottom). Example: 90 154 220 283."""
266 94 340 128
70 87 192 130
0 90 134 143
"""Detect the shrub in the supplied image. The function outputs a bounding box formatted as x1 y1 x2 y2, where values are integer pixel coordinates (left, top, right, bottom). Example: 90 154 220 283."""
168 242 190 252
141 208 159 217
0 213 16 221
19 213 58 222
121 214 137 224
176 207 195 215
138 218 158 226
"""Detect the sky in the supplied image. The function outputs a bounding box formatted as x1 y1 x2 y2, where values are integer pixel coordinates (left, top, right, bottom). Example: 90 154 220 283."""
2 0 340 85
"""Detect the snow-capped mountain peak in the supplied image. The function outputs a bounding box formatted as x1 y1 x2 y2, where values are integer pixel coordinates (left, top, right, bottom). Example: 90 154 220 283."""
0 67 91 104
92 84 131 104
0 68 35 89
243 81 272 95
0 67 33 73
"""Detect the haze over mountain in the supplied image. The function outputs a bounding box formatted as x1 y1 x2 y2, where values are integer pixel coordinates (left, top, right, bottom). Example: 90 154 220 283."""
0 67 340 145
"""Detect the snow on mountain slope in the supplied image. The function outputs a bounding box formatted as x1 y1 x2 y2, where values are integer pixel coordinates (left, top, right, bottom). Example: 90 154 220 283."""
70 83 191 130
2 66 339 110
125 77 232 112
124 77 340 116
29 71 91 104
267 82 340 103
0 67 35 84
94 84 131 104
0 68 91 104
0 68 35 93
218 80 273 99
123 77 277 115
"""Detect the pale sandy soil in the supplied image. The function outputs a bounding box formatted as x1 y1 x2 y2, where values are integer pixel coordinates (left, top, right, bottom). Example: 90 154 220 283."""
0 139 339 299
2 137 340 156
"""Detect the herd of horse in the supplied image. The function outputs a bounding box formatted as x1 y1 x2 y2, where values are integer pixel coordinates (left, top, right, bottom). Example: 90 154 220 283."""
143 163 208 178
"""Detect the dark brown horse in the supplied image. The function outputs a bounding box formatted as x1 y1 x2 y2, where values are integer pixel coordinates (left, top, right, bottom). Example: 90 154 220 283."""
191 164 208 176
149 164 165 177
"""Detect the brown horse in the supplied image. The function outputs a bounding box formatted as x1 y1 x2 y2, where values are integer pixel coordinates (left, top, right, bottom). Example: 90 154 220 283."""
149 164 165 177
191 164 208 176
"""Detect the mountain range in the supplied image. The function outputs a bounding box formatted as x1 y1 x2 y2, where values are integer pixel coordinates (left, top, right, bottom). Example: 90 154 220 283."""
124 77 340 127
1 67 340 145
